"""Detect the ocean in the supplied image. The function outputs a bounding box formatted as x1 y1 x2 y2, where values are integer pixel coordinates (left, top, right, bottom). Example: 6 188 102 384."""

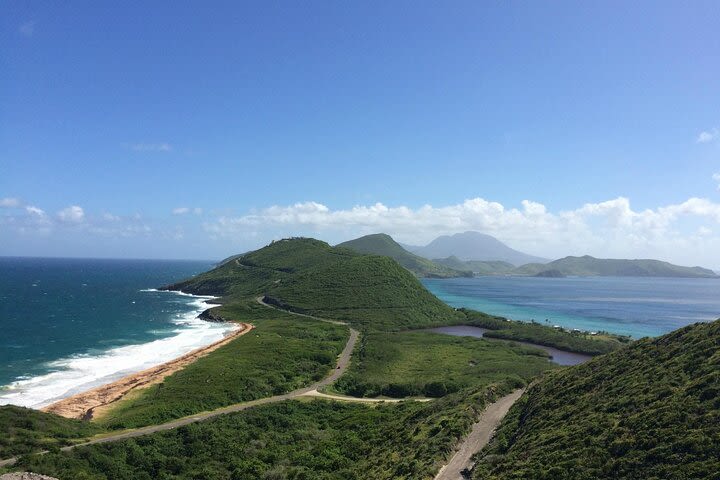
422 276 720 338
0 257 236 409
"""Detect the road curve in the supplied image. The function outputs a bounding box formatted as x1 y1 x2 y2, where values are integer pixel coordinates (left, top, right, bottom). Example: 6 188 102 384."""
434 389 525 480
0 301 359 468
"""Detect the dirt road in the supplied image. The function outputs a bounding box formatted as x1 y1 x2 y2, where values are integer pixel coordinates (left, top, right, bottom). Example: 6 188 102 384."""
0 303 359 468
434 389 525 480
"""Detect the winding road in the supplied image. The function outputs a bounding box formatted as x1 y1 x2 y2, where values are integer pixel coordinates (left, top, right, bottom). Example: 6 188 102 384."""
1 299 365 467
1 298 524 476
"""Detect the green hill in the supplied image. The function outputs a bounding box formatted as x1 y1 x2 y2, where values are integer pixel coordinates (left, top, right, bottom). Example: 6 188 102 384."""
336 233 471 278
0 405 103 457
434 256 515 275
473 319 720 479
167 237 460 331
514 255 718 278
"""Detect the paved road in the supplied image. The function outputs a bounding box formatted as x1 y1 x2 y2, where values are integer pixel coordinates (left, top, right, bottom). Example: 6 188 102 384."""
434 389 525 480
0 302 360 468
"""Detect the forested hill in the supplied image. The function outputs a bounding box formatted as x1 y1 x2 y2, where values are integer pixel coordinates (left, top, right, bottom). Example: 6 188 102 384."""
336 233 472 278
473 318 720 479
166 237 459 331
514 255 718 278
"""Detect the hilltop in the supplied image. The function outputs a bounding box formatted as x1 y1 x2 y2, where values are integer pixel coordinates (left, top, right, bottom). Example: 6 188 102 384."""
473 319 720 479
167 237 459 330
336 233 472 278
404 231 548 266
514 255 718 278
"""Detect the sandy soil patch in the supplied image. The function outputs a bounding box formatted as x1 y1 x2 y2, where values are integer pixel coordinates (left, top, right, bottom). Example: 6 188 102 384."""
42 323 252 420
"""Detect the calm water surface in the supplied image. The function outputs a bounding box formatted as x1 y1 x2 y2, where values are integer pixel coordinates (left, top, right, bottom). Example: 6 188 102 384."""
423 276 720 338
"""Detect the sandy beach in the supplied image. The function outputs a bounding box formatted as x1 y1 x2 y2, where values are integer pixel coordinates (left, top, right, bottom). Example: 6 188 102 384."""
42 322 253 420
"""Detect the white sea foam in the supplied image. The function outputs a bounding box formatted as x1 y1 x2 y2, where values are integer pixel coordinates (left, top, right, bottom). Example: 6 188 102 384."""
0 290 237 409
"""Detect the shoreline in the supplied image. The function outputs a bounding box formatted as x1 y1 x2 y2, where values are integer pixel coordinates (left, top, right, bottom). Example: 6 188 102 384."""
0 289 233 410
42 321 252 419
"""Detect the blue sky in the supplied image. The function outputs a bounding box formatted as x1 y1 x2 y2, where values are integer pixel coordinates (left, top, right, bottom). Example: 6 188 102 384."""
2 1 720 265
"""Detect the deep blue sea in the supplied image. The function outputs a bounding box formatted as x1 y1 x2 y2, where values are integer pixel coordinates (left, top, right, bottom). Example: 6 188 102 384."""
0 257 235 408
422 276 720 338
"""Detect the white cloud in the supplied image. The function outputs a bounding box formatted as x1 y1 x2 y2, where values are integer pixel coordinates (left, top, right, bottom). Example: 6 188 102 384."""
19 21 35 37
173 207 202 215
25 205 45 216
203 196 720 266
697 128 719 143
103 213 121 222
713 173 720 190
0 198 21 208
128 143 172 152
57 205 85 223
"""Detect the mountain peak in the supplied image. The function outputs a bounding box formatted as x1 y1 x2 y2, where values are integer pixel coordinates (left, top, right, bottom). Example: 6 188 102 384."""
406 231 548 266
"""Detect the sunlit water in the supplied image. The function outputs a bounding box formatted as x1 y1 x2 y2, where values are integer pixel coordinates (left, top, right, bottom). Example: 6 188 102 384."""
0 257 235 408
422 276 720 338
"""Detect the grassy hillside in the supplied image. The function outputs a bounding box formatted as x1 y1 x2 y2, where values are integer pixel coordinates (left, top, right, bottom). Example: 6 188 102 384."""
472 319 720 479
514 255 717 278
333 330 555 398
434 256 515 275
100 301 347 429
10 385 519 480
0 405 103 457
337 233 471 278
168 237 461 331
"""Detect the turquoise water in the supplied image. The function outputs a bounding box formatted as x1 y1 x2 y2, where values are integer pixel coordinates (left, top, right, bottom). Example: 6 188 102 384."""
0 257 234 408
422 276 720 338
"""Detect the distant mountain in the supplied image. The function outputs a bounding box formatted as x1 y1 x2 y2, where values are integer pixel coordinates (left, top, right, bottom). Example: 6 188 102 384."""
404 231 548 266
472 319 720 479
433 256 515 275
336 234 471 278
514 255 718 278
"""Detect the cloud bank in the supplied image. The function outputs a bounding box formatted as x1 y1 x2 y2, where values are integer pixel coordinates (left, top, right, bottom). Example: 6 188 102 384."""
3 195 720 266
203 197 720 266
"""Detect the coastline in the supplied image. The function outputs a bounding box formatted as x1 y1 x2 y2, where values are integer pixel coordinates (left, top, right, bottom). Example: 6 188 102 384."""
43 321 252 419
0 289 235 411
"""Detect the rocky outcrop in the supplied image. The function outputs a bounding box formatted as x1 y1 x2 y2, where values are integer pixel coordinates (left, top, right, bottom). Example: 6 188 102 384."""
197 308 227 323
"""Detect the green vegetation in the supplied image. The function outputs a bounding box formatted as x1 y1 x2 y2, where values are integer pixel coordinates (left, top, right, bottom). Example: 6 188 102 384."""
99 301 347 429
0 236 634 472
513 255 718 278
337 233 472 278
472 319 720 480
170 238 462 332
460 309 627 355
0 405 103 458
334 331 555 398
168 238 627 357
9 384 517 480
433 256 515 275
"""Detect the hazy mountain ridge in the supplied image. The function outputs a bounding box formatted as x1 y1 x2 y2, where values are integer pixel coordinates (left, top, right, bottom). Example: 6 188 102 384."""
336 233 472 278
404 231 549 266
514 255 718 278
